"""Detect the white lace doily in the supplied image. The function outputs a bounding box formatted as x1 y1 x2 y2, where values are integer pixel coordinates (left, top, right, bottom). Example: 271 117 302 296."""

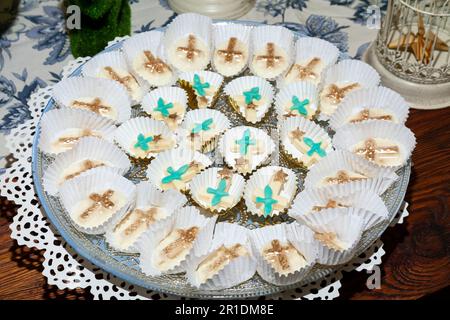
0 47 410 300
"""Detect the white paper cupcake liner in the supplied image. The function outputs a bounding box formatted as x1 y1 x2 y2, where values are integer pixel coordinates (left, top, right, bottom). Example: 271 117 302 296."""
58 167 136 235
212 23 252 77
304 150 398 196
278 37 339 87
163 13 212 72
52 76 131 123
329 86 410 131
146 146 213 192
137 206 217 276
186 222 256 290
244 166 297 218
332 120 416 170
279 116 333 168
122 30 177 87
319 59 380 120
289 187 389 231
190 167 245 213
178 70 224 109
275 81 319 121
223 76 274 124
250 223 318 286
141 86 188 130
300 209 365 265
38 108 117 155
113 116 176 159
179 109 230 152
249 25 294 79
105 181 187 253
81 50 149 104
218 126 276 175
42 136 131 196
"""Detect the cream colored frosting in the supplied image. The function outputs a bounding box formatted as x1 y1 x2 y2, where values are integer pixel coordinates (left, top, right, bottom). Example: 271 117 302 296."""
251 43 289 79
232 95 268 124
352 138 402 167
133 51 174 87
167 34 210 72
283 57 324 85
262 239 307 276
320 170 369 187
150 101 185 130
281 99 316 120
97 66 144 102
347 108 396 124
70 96 117 120
59 158 107 185
129 132 175 159
319 82 360 116
213 38 248 77
50 128 102 154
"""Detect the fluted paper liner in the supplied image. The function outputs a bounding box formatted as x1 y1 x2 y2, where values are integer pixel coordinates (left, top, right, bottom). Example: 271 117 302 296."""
329 86 410 131
58 167 136 235
38 108 116 155
250 223 318 285
43 136 131 196
52 76 131 123
186 222 256 290
332 120 416 170
105 181 187 253
137 206 217 276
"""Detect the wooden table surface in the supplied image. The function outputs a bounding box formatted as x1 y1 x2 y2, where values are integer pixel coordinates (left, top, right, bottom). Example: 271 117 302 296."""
0 107 449 300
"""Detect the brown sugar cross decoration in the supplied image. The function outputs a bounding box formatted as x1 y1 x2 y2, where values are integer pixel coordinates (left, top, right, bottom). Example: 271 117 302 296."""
256 43 283 68
81 189 115 219
177 34 202 61
217 37 243 63
325 83 359 105
264 239 291 271
288 57 321 80
103 66 135 91
208 244 242 272
325 170 367 185
143 50 171 73
312 199 349 212
162 226 199 259
123 208 158 236
314 232 343 251
354 139 399 162
64 160 104 181
58 129 98 145
350 109 393 123
72 97 111 114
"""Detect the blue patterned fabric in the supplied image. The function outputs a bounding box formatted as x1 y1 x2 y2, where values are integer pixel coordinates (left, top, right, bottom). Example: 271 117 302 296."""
0 0 382 169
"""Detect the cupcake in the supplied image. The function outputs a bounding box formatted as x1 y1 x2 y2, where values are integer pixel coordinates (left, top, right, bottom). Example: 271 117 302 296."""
249 25 294 79
333 121 416 169
250 223 318 285
122 30 175 87
81 50 147 104
113 117 176 159
179 109 230 152
58 167 136 235
301 209 365 265
178 71 224 109
42 137 131 196
279 117 332 168
289 187 389 231
52 76 131 123
212 23 252 77
304 150 398 196
218 126 275 175
244 166 297 218
105 181 187 253
141 86 188 130
329 86 410 131
146 147 212 192
318 59 380 119
274 81 319 121
137 206 217 276
280 37 339 87
164 13 212 72
38 108 116 155
224 76 274 124
186 222 256 290
190 167 245 213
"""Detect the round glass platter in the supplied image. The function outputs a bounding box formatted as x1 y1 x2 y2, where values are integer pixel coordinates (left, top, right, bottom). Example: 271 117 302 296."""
31 21 411 299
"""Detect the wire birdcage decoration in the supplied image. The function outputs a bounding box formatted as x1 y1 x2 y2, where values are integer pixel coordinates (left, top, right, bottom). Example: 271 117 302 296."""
376 0 450 84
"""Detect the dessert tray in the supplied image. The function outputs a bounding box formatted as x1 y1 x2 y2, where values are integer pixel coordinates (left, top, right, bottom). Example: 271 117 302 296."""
30 15 415 298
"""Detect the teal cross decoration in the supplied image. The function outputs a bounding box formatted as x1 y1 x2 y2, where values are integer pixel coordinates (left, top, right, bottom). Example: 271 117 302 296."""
243 87 261 105
191 118 213 134
290 96 309 116
134 133 153 151
161 164 190 184
153 97 173 117
192 74 210 96
206 179 229 206
235 129 255 155
303 137 327 157
256 185 278 217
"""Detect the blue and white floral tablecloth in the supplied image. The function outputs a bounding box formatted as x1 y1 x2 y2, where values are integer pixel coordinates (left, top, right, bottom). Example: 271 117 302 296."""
0 0 385 171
